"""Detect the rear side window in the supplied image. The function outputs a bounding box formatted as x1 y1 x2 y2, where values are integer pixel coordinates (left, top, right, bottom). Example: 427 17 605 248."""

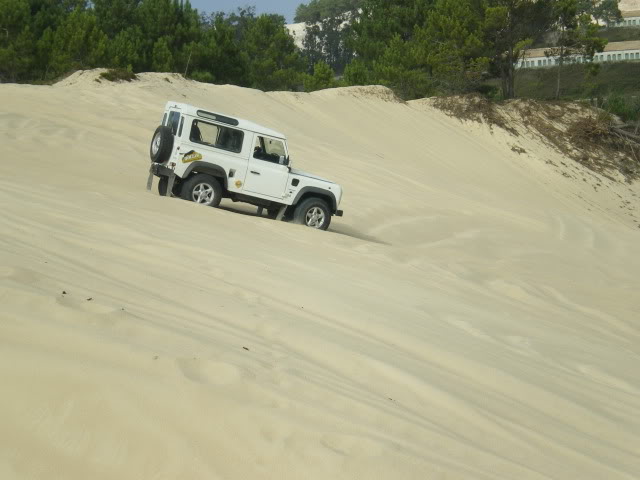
167 111 181 135
189 119 244 153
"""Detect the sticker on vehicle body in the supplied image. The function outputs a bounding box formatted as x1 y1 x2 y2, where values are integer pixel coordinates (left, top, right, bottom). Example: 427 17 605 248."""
235 180 243 188
181 150 203 163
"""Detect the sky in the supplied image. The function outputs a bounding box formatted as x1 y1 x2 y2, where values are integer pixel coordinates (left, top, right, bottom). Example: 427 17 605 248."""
189 0 302 23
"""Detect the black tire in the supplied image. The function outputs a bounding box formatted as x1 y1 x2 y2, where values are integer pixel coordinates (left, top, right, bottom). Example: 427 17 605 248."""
180 174 222 207
158 177 181 197
150 125 174 163
293 197 331 230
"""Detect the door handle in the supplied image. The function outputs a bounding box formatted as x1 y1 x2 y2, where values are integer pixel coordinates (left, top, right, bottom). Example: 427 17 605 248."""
250 171 260 175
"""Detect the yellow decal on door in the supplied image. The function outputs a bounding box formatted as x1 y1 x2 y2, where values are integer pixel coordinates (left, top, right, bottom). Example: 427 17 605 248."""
182 150 203 163
235 180 243 188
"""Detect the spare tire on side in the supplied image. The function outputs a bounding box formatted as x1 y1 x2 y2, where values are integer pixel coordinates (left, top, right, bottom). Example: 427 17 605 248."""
150 125 174 163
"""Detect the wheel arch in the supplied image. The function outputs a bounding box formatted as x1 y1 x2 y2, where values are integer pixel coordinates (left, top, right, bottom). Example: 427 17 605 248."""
292 187 337 213
182 161 228 189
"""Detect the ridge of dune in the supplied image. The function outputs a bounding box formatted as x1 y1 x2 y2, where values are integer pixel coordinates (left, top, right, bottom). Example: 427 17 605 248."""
1 70 639 480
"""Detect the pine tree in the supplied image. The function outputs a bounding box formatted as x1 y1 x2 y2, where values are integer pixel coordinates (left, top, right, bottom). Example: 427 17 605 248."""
0 0 31 81
49 8 107 77
577 0 622 26
93 0 140 37
483 0 553 99
242 14 304 91
348 0 434 64
303 61 336 91
343 58 370 85
417 0 488 93
545 0 607 99
109 26 144 70
151 36 173 72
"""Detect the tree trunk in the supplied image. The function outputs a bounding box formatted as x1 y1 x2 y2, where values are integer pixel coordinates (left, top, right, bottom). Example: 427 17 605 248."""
500 61 509 99
504 23 516 99
555 61 562 100
555 45 565 100
500 54 514 100
508 60 515 99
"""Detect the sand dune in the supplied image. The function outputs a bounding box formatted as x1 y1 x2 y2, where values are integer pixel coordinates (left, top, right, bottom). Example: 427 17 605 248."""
1 70 639 479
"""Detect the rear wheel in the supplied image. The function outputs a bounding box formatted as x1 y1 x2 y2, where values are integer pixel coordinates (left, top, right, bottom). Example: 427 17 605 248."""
180 174 222 207
293 198 331 230
158 176 180 197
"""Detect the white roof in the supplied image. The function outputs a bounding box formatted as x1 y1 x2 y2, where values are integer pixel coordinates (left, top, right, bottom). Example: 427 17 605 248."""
166 101 286 139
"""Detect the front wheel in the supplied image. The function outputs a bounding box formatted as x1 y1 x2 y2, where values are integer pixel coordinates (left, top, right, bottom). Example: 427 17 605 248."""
293 198 331 230
180 174 222 207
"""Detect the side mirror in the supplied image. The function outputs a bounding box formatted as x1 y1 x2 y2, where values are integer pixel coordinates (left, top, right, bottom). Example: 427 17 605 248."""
279 155 290 166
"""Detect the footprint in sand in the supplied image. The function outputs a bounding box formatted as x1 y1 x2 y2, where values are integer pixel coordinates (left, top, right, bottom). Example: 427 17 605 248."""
503 335 538 357
1 266 41 285
55 294 116 315
448 319 493 341
575 364 638 394
320 433 384 458
0 266 15 277
176 358 242 385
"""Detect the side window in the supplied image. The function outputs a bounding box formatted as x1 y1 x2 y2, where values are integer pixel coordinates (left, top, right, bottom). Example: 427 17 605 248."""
189 119 244 153
216 125 244 153
253 136 286 164
190 119 217 144
167 111 180 135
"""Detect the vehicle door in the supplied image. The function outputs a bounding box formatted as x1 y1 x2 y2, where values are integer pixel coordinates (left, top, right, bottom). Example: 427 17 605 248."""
243 134 289 199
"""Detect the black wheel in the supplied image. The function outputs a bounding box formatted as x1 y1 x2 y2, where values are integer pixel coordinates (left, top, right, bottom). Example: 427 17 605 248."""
158 177 181 197
180 174 222 207
293 198 331 230
150 125 174 163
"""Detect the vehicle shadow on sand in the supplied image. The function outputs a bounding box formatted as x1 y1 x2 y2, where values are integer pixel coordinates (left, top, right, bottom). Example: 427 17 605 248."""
218 202 390 246
329 224 391 245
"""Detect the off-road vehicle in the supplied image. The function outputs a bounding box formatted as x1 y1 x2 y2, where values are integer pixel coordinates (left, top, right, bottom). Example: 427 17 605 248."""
146 101 343 230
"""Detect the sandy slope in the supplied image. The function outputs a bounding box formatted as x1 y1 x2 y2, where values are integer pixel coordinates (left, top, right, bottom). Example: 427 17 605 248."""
1 70 639 480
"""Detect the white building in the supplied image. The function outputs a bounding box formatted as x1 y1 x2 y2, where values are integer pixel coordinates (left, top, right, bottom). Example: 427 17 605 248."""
612 10 640 27
517 41 640 69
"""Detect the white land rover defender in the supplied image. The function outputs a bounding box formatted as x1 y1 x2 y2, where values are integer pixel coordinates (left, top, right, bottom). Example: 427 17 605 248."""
146 101 343 230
